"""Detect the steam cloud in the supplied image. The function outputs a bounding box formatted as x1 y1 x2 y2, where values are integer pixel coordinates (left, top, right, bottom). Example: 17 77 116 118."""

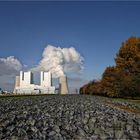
33 45 84 78
0 56 23 76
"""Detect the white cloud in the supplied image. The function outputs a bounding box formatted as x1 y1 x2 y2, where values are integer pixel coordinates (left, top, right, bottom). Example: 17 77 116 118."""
0 56 23 91
32 45 84 78
0 56 23 76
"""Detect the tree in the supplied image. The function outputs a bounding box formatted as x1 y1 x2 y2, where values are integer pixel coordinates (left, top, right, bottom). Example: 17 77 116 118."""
101 66 123 97
80 37 140 98
115 37 140 74
80 80 103 95
115 37 140 97
80 84 90 94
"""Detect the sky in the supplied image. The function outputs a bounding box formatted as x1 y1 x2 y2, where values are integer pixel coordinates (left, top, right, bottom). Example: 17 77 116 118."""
0 1 140 92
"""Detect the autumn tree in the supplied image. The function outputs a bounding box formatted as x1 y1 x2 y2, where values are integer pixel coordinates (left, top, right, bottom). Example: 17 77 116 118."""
91 80 103 95
80 37 140 98
80 83 90 94
101 66 123 97
115 37 140 97
80 80 103 95
115 37 140 74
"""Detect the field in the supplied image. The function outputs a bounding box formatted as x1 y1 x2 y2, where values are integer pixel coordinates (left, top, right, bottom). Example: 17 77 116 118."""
0 95 140 140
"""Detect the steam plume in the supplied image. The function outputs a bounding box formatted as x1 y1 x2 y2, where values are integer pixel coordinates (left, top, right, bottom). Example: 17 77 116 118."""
33 45 84 78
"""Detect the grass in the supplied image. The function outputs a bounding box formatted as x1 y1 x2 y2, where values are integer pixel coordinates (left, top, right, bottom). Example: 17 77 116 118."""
91 95 140 115
109 97 140 105
105 101 140 114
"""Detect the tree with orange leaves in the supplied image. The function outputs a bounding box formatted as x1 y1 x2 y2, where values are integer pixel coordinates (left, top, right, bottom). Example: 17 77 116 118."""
80 37 140 98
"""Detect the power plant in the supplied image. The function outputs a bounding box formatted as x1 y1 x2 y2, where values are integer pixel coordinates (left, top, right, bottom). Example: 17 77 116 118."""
13 71 69 95
59 75 69 95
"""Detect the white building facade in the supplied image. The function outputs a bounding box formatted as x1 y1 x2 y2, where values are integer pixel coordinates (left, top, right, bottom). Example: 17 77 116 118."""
14 71 55 94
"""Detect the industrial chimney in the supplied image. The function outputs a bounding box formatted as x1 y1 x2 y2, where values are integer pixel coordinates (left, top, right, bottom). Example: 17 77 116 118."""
59 75 69 95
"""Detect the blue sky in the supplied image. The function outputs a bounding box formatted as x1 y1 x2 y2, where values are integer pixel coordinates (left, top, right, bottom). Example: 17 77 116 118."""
0 1 140 91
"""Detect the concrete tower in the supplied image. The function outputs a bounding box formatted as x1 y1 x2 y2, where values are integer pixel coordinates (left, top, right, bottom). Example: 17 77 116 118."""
15 76 20 87
20 71 33 87
40 71 52 87
13 76 20 94
59 75 69 95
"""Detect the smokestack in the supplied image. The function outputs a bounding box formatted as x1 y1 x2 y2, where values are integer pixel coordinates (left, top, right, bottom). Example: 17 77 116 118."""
59 75 69 95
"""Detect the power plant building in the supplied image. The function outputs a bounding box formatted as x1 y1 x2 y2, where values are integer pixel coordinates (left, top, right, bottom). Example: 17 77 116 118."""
14 71 55 94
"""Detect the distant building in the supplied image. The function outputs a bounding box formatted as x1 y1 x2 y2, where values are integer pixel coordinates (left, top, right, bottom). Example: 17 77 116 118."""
13 71 55 94
0 88 3 94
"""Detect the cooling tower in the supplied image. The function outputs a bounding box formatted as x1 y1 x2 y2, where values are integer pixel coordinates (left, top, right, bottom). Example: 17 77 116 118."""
59 75 69 95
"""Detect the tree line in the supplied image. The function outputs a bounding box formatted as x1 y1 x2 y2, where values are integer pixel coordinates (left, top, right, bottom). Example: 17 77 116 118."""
80 37 140 98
